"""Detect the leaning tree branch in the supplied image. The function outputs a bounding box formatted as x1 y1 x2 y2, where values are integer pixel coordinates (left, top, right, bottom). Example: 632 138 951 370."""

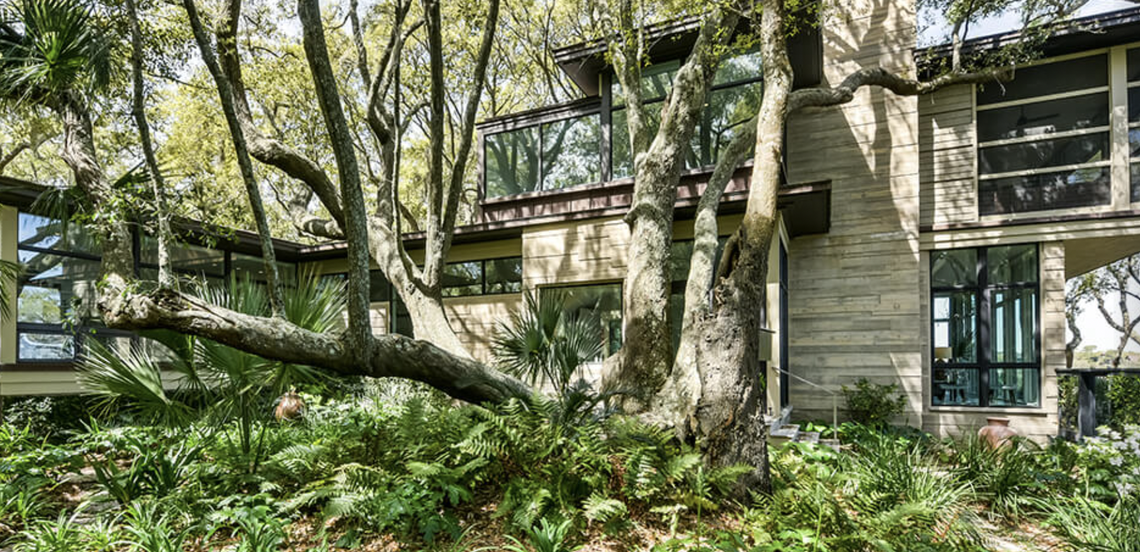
217 0 345 230
104 288 529 404
183 0 286 317
788 66 1013 113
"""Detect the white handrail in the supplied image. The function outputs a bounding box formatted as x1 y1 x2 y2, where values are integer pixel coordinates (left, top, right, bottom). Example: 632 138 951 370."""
770 365 839 432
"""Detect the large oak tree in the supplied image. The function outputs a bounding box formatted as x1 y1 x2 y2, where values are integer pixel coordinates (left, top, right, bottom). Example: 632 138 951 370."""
0 0 1083 490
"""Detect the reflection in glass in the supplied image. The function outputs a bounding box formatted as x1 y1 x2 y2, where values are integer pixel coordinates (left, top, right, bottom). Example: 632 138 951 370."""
18 213 98 254
988 367 1040 407
1129 88 1139 123
1130 48 1140 82
991 288 1038 364
391 295 413 337
611 60 680 107
485 258 522 294
932 367 980 406
542 284 622 358
713 49 762 86
977 93 1109 142
542 115 600 190
987 245 1037 284
931 249 976 287
979 133 1109 175
610 107 660 179
18 331 74 361
980 166 1111 215
698 82 763 167
1132 163 1140 203
933 292 977 363
17 251 100 324
485 127 540 198
231 253 297 288
442 261 483 297
141 237 225 276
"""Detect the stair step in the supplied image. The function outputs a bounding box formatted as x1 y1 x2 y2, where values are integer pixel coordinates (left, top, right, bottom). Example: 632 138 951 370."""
796 431 820 444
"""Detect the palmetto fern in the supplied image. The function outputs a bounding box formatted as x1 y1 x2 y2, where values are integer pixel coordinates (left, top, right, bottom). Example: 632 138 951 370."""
0 0 110 100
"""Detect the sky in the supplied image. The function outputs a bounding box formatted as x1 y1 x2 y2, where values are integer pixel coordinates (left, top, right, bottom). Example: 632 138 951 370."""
918 0 1138 46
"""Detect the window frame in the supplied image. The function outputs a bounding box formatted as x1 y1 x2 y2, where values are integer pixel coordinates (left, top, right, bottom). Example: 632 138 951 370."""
481 102 604 200
13 211 299 364
609 54 764 178
974 51 1113 217
929 244 1042 409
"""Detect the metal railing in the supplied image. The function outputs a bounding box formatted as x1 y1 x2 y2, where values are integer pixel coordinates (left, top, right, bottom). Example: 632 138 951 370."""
1057 368 1140 439
770 365 839 431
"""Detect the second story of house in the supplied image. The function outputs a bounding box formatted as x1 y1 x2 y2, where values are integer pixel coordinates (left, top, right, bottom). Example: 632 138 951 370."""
918 9 1140 232
467 5 1140 238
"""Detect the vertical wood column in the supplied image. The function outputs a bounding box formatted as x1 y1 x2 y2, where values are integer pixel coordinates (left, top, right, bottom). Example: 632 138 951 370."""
1110 46 1130 211
0 205 18 367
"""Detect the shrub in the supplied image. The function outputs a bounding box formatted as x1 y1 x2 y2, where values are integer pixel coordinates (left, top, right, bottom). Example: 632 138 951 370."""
841 378 907 427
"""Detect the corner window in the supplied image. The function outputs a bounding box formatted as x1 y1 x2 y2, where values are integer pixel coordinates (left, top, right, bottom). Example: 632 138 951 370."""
15 212 129 362
930 244 1040 408
976 55 1112 215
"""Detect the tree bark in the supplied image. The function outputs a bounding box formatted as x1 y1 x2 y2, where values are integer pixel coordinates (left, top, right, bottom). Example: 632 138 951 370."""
606 3 740 411
125 0 174 288
297 0 375 361
182 0 286 317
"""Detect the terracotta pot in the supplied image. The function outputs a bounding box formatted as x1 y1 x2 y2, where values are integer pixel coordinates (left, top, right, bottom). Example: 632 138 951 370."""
977 416 1018 449
274 392 305 421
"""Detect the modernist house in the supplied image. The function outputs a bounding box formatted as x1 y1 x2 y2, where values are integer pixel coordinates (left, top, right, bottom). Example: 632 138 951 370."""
2 3 1140 441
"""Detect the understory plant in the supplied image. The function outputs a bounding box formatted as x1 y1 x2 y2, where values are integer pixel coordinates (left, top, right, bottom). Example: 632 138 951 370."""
76 270 344 474
841 378 907 427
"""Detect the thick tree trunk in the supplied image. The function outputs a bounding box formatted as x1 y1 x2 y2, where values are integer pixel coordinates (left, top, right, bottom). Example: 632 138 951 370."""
607 5 740 411
672 0 792 495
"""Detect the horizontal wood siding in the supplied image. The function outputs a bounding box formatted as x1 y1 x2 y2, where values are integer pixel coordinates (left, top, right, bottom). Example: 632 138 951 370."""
784 0 925 425
919 84 977 227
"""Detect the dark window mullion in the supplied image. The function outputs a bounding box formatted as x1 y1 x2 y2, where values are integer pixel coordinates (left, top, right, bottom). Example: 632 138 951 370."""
977 246 992 407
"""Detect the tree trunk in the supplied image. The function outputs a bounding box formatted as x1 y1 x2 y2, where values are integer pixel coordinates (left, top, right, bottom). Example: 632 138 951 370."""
607 4 740 411
671 0 793 495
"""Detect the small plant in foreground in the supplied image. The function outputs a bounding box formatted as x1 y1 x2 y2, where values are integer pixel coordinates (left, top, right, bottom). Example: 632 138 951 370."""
841 378 907 427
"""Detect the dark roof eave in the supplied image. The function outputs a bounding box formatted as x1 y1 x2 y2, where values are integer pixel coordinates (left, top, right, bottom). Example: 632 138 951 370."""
916 6 1140 75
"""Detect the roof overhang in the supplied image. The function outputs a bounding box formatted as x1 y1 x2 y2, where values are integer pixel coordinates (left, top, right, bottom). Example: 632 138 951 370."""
551 15 822 97
918 6 1140 77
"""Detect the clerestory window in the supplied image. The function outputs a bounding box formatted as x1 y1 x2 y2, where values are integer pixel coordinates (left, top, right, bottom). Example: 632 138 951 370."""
976 54 1112 216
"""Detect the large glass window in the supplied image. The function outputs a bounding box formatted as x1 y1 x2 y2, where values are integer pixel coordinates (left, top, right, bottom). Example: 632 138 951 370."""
976 54 1112 215
15 212 126 362
930 244 1040 407
1129 48 1139 203
483 114 601 199
541 283 623 358
485 126 540 198
542 115 601 190
611 50 763 178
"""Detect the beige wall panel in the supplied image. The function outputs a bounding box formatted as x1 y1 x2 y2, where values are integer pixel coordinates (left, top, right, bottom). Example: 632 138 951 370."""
0 369 182 396
443 295 524 363
918 83 977 227
783 0 923 424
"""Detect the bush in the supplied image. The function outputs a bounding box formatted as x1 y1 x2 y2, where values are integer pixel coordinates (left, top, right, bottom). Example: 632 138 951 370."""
841 378 907 427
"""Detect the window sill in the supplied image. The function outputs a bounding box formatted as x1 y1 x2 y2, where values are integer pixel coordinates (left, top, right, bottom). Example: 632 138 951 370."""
927 405 1044 415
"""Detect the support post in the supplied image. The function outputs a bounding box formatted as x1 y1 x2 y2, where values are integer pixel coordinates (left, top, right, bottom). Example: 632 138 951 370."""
1077 372 1097 439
